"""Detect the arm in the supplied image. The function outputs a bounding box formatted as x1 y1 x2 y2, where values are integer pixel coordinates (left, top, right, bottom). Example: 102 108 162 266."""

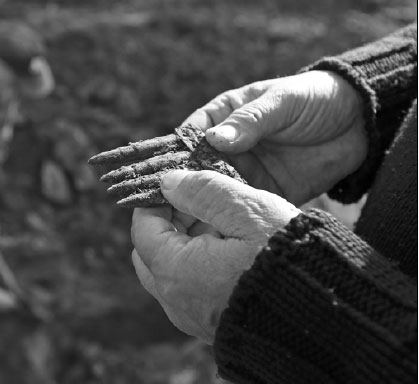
128 24 417 384
301 24 417 202
214 209 417 384
214 25 418 384
129 168 416 383
178 25 416 207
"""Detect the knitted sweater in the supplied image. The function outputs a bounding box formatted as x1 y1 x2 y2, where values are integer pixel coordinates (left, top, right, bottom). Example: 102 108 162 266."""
214 24 418 384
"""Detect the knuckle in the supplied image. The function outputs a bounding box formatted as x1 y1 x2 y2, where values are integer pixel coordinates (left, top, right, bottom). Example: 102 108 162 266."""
242 81 268 99
247 81 263 93
215 91 237 109
181 170 214 197
186 171 228 220
220 90 236 99
193 107 206 115
210 91 231 106
236 104 264 124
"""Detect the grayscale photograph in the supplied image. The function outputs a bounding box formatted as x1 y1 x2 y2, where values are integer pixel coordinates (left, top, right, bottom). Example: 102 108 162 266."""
0 0 417 383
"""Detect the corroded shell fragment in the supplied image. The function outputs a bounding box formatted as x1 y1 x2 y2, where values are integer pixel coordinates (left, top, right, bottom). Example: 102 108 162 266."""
88 124 246 207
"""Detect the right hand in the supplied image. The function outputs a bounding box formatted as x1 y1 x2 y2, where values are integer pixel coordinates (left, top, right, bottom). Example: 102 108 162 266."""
131 169 301 344
183 70 368 206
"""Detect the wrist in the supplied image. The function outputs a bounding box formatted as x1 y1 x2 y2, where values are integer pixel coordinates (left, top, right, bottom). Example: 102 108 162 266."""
323 70 365 126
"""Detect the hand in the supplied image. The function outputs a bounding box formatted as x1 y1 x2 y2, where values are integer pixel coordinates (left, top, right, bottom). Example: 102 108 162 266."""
183 70 367 205
131 170 300 344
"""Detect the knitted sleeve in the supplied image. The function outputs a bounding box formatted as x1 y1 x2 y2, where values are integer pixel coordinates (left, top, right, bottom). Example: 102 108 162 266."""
300 24 417 203
214 209 417 384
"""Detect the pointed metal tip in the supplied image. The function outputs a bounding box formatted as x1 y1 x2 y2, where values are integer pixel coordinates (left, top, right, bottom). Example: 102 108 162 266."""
100 165 135 183
100 169 118 182
87 155 99 165
88 133 184 166
116 198 133 208
106 183 121 196
99 173 110 182
88 151 117 165
116 199 131 208
106 172 162 197
116 189 166 208
117 194 143 208
87 148 122 165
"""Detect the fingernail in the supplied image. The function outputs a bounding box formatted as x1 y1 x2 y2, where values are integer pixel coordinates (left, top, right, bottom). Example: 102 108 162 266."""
207 125 240 142
161 170 190 190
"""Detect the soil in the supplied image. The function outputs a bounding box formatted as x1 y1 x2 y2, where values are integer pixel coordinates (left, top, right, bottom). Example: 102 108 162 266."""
0 0 416 383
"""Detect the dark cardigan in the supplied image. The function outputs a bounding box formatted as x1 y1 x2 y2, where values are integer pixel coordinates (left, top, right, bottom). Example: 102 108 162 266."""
214 24 418 384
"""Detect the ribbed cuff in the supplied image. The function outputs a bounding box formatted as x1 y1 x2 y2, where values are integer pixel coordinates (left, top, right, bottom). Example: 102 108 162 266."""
299 24 417 203
300 58 379 203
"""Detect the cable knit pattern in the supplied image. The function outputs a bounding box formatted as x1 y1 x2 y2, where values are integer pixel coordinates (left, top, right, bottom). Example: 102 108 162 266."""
214 210 417 384
300 23 417 203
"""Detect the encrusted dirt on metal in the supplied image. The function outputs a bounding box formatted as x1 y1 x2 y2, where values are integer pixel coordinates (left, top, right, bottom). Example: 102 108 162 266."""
89 124 246 207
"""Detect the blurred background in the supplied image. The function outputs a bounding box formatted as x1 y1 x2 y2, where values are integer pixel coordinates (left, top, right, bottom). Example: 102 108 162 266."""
0 0 416 383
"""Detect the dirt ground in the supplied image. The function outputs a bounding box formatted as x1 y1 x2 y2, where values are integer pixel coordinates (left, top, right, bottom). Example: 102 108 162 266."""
0 0 416 383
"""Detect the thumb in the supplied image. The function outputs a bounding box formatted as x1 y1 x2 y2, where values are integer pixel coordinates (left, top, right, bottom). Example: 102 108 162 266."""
205 91 279 154
161 169 299 239
161 169 259 237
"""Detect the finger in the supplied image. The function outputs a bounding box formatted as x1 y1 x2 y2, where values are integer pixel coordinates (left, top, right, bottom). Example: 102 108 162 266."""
205 90 282 154
133 248 200 338
172 217 186 233
173 209 198 230
131 206 172 252
188 221 221 238
182 88 250 131
131 249 160 299
132 249 205 339
160 169 278 238
173 210 217 235
131 206 190 268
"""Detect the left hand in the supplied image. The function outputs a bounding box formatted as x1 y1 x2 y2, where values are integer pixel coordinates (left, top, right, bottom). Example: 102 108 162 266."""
182 71 367 205
131 170 300 344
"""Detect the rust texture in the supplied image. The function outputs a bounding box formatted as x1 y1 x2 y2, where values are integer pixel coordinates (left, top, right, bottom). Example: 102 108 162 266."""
89 124 246 207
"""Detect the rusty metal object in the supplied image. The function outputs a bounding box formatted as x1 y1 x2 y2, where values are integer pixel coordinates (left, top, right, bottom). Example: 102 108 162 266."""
89 124 246 207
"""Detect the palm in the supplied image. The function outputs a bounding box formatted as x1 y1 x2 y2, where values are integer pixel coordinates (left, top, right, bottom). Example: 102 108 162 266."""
229 118 366 205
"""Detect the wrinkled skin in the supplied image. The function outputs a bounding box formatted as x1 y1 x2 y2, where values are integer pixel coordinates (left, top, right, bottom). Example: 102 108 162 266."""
132 170 301 343
131 70 367 343
185 70 367 205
